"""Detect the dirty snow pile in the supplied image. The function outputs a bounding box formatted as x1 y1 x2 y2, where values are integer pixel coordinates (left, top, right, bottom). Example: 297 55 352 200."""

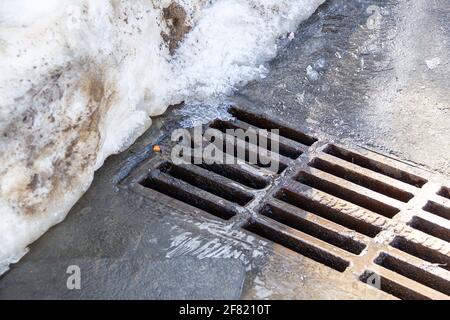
0 0 324 274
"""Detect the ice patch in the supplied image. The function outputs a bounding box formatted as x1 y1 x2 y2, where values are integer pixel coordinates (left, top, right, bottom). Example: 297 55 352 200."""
174 103 232 128
0 0 324 274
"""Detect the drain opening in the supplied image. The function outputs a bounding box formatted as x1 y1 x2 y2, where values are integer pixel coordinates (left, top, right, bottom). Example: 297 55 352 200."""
199 135 288 174
226 139 288 174
309 158 414 203
244 220 349 272
188 128 287 174
228 106 318 147
323 145 427 188
180 145 271 189
210 119 302 159
140 172 237 220
157 162 253 206
408 216 450 243
275 189 382 238
295 171 400 218
260 204 366 254
423 201 450 221
374 253 450 296
196 162 269 189
438 187 450 199
359 271 429 300
390 236 450 271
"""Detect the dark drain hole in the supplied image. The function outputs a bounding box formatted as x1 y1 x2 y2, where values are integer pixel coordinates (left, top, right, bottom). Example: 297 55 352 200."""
260 204 366 255
309 158 414 203
197 137 287 174
390 236 450 271
197 163 268 189
210 119 302 159
423 201 450 221
225 141 287 174
189 132 287 174
374 253 450 296
438 187 450 199
295 171 400 218
324 145 427 188
158 162 253 206
184 148 270 189
409 216 450 243
359 271 429 300
228 107 318 147
244 221 349 272
275 189 381 238
140 175 236 220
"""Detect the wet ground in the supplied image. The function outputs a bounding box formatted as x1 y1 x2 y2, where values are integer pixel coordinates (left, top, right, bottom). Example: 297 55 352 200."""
0 0 449 299
240 0 450 175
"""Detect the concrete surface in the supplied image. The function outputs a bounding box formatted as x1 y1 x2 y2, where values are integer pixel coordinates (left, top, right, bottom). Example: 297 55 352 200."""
0 0 448 299
240 0 450 175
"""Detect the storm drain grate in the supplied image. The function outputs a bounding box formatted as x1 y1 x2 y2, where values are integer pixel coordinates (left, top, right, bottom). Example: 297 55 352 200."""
123 104 450 300
408 216 450 243
373 253 450 296
131 105 317 221
359 271 430 300
322 144 428 188
244 218 351 272
139 162 252 220
390 236 450 272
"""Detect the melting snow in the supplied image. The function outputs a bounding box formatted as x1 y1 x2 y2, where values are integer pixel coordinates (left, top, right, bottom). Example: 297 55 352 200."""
0 0 324 274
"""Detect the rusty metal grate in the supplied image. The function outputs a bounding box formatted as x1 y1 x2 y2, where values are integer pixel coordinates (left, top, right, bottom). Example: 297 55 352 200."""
125 104 317 222
121 104 450 300
438 187 450 199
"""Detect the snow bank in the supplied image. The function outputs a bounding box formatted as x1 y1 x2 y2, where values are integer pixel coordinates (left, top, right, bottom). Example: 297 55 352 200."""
0 0 323 274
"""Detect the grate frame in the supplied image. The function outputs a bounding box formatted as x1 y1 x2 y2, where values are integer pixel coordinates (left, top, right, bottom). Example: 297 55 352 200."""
120 104 450 300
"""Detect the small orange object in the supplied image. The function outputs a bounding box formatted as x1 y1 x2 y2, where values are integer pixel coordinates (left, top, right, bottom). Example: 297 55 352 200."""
152 145 161 153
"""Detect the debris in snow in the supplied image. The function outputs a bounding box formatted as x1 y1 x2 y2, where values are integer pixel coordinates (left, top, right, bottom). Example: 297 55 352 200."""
288 32 295 41
306 65 320 82
161 2 192 55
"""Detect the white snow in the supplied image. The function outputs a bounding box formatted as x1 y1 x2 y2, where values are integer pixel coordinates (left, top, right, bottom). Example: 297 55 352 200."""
425 57 441 70
0 0 324 274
